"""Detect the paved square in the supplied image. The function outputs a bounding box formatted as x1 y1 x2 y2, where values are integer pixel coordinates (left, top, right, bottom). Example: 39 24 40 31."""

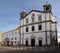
0 46 60 53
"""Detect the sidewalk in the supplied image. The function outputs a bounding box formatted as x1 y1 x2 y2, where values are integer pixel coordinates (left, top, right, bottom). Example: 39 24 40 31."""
1 46 57 51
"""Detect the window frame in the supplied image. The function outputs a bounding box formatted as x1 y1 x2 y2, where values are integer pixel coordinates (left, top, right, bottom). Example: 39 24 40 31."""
32 26 35 31
26 27 28 32
12 33 13 35
31 13 35 22
38 14 42 21
15 32 17 35
15 41 17 43
15 37 17 40
38 24 42 30
26 18 28 24
11 38 13 40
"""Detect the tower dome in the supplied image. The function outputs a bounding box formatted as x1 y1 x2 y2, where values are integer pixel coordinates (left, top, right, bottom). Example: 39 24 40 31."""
43 1 52 13
20 10 27 19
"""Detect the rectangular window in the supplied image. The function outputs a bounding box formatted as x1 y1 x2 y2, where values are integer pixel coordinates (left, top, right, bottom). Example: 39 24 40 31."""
31 14 35 22
15 32 17 34
26 18 28 23
38 15 42 21
11 38 13 40
15 41 17 43
9 34 10 35
26 27 28 32
15 37 17 40
32 26 35 31
38 25 42 30
12 33 13 35
32 18 34 22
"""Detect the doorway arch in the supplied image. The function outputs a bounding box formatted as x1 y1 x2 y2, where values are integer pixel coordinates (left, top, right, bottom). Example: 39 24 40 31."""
30 35 36 47
25 38 29 46
4 37 10 46
38 37 43 47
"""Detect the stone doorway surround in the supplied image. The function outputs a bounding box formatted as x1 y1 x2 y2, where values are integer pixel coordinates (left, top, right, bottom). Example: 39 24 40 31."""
4 37 10 46
30 35 36 47
25 38 29 46
38 37 43 47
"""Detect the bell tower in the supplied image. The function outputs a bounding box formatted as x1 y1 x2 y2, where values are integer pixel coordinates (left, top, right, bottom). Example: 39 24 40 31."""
20 10 27 19
43 1 52 13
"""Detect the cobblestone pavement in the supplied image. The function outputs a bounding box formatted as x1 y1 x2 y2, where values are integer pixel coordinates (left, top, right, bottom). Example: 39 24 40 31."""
0 46 60 53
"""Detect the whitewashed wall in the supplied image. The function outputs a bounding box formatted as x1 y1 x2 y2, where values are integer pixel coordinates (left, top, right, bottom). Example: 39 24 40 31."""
2 29 20 45
20 11 57 46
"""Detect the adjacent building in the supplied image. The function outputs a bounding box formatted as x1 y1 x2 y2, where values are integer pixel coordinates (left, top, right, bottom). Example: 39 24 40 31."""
20 3 57 47
2 27 20 46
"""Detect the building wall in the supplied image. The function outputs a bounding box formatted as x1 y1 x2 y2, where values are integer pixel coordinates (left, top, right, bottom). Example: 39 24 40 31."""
20 11 52 46
23 32 46 45
20 8 57 46
20 12 52 33
2 28 20 46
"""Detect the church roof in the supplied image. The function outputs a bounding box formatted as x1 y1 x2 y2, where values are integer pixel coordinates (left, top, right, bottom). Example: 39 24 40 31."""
20 10 51 19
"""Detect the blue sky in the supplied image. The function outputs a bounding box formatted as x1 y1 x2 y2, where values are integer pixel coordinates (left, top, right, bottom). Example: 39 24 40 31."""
0 0 60 35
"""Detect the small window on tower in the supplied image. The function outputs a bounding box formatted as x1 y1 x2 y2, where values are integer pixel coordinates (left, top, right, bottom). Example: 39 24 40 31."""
46 6 49 11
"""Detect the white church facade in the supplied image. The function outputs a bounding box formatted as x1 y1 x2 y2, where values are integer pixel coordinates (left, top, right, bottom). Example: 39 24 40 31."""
20 3 57 47
2 3 57 47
